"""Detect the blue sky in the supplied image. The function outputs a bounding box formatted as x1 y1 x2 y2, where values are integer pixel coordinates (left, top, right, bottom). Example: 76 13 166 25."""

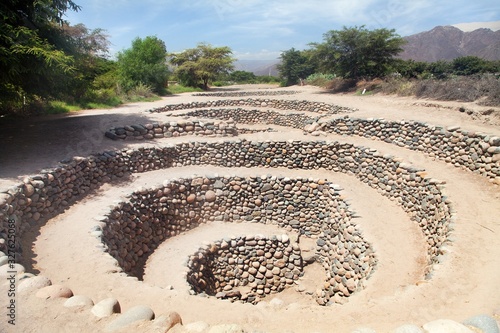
65 0 500 60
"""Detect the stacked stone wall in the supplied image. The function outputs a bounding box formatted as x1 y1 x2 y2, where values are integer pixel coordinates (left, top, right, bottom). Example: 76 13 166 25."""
105 120 237 140
187 235 302 302
149 98 355 115
192 91 300 97
321 117 500 181
175 108 318 129
1 140 451 304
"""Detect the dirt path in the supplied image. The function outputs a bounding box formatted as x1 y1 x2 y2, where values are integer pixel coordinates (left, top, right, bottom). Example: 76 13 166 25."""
1 84 499 333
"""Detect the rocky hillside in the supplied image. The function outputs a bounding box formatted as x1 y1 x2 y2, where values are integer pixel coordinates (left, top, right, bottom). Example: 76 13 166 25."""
399 25 500 62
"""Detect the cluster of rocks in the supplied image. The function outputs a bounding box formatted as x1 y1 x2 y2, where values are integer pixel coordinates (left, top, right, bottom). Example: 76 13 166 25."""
102 175 376 304
3 255 497 333
176 108 320 129
105 120 238 141
187 234 302 303
0 140 451 285
236 127 276 135
318 116 500 183
0 263 182 332
149 98 356 115
192 90 300 97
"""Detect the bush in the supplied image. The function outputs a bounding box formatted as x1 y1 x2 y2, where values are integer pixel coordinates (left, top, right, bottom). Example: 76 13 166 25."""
378 77 416 96
305 73 336 87
256 75 280 84
128 82 155 98
166 84 204 94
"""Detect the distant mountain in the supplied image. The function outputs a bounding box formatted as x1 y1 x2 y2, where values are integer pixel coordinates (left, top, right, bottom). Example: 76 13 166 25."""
399 25 500 62
234 60 280 76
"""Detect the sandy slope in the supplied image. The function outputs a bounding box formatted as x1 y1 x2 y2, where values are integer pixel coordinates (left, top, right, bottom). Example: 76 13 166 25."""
1 85 499 333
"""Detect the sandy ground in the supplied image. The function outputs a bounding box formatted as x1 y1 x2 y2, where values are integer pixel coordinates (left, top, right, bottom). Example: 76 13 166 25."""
0 84 499 333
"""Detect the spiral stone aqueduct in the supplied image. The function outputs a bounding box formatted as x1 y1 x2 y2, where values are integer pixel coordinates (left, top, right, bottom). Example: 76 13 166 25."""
0 85 499 332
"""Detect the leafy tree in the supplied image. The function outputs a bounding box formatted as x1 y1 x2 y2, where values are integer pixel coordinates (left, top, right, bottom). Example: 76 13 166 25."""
170 43 234 90
277 48 316 86
312 26 406 79
0 0 81 112
55 23 111 100
117 36 169 94
426 60 452 79
451 56 489 76
229 70 256 83
391 59 428 78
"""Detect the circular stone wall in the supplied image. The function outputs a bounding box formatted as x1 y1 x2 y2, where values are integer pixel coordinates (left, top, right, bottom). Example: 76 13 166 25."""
187 234 302 303
101 175 377 305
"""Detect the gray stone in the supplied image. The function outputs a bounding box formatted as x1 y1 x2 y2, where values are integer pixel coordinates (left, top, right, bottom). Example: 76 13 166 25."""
63 295 94 308
105 305 155 332
463 315 499 333
0 263 25 278
423 319 474 333
0 256 8 266
18 275 51 293
91 298 121 318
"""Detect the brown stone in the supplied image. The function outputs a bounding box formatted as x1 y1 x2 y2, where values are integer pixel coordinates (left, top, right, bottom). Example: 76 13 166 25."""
35 285 73 299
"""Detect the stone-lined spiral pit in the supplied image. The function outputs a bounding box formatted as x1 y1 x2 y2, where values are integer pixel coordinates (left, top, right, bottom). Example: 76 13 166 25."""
2 85 500 332
101 175 377 305
187 234 302 303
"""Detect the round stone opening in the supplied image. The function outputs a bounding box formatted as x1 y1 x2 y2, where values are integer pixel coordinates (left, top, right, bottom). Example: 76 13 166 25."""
187 234 302 303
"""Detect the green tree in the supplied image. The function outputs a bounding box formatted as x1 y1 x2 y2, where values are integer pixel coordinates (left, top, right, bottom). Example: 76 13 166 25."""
229 70 256 83
391 59 428 78
313 26 406 79
0 0 81 112
451 56 489 76
56 23 111 100
117 36 169 94
277 48 316 86
427 60 452 79
170 43 234 90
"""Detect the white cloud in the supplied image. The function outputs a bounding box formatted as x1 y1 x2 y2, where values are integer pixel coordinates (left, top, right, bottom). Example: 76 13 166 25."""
452 21 500 32
66 0 500 60
233 49 281 60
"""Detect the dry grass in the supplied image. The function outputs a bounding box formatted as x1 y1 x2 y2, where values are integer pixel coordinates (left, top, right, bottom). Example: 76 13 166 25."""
376 75 500 106
325 78 358 92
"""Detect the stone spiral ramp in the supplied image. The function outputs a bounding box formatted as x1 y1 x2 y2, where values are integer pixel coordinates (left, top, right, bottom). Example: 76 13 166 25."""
0 85 499 333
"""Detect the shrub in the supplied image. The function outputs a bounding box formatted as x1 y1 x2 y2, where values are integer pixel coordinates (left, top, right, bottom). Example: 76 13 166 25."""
325 78 357 92
128 82 155 98
305 73 336 87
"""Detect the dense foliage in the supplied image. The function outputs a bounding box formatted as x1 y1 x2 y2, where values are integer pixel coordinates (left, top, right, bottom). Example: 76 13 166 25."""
1 0 79 112
392 56 500 79
278 26 406 86
277 48 316 86
2 2 497 114
0 0 121 114
117 36 169 94
315 26 405 79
